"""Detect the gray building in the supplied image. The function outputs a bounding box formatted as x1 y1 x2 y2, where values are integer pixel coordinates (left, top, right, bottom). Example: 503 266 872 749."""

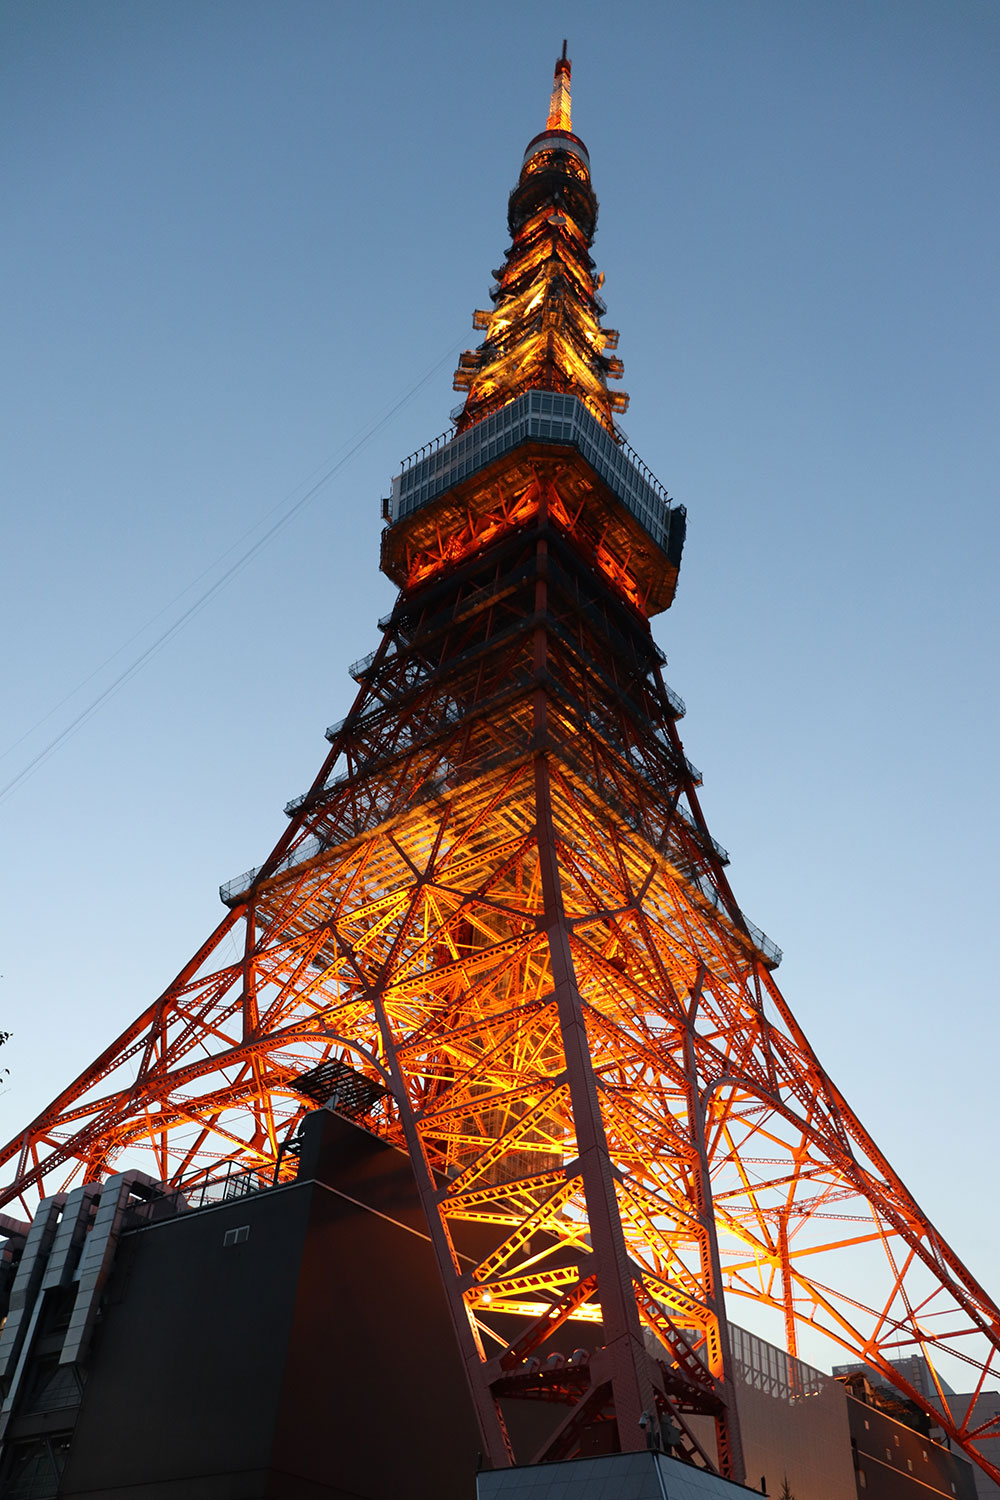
834 1358 999 1500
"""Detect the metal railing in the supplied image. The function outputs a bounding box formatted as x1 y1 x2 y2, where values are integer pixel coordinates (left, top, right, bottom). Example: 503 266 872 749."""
686 866 782 967
387 389 683 562
349 647 380 681
124 1161 271 1229
183 1163 268 1210
731 1324 826 1402
663 683 686 718
220 834 325 906
674 803 730 867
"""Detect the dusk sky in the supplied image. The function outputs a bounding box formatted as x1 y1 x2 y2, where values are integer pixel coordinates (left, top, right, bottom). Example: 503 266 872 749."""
2 1 997 1375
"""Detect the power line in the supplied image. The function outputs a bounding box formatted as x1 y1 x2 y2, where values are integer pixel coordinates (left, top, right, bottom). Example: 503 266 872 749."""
0 339 462 808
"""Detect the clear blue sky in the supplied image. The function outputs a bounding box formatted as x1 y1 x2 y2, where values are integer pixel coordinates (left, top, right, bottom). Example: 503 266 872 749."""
2 1 997 1372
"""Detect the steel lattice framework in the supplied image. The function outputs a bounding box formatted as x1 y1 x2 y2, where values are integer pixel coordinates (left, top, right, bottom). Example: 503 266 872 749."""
2 47 998 1482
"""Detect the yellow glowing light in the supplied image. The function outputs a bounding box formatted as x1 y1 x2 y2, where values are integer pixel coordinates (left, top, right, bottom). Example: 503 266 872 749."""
450 42 621 436
546 46 572 133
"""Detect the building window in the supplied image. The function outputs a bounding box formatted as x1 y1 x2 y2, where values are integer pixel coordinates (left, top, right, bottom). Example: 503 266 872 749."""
19 1359 83 1416
907 1461 913 1472
923 1451 928 1461
223 1225 250 1247
858 1471 867 1490
0 1434 72 1498
865 1420 870 1430
886 1449 893 1461
894 1435 900 1447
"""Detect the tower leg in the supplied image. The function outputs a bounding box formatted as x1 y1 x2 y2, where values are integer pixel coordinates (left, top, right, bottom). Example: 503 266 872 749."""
535 754 658 1453
683 971 746 1484
778 1211 798 1361
366 985 514 1469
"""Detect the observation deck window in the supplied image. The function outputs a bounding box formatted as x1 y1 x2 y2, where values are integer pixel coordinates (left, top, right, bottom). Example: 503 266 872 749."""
388 389 684 561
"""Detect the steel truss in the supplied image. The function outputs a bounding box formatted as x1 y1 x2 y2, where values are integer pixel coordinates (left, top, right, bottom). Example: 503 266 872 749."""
2 497 999 1478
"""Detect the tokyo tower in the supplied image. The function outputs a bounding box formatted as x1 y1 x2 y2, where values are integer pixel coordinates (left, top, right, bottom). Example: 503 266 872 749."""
2 46 998 1482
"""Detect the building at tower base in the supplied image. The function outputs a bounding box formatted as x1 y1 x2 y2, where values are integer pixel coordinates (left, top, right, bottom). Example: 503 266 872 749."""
0 1110 979 1500
834 1361 999 1500
0 1110 481 1499
477 1451 757 1500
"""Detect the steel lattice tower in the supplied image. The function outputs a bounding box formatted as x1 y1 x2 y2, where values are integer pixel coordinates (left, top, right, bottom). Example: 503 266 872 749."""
3 49 999 1481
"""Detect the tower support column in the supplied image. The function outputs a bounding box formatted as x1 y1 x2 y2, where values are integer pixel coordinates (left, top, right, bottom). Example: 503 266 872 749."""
683 973 746 1483
535 752 658 1452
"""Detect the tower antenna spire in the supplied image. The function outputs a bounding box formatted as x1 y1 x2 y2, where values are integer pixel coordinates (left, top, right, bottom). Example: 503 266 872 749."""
546 40 572 132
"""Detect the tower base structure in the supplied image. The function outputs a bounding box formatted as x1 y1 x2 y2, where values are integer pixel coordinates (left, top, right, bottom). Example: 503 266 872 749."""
0 1105 982 1500
0 1110 482 1500
477 1452 758 1500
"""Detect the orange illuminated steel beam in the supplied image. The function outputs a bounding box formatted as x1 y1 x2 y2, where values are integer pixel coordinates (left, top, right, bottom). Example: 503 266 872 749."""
381 445 679 614
547 40 573 132
2 43 1000 1488
453 47 625 434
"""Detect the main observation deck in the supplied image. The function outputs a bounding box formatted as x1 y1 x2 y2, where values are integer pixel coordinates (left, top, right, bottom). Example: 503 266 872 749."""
388 390 685 563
